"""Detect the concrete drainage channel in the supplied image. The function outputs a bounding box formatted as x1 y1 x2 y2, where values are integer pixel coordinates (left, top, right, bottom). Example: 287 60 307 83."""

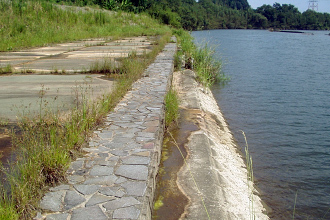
152 109 199 220
36 41 177 220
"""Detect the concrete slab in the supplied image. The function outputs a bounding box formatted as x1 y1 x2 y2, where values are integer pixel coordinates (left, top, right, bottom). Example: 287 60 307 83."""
0 74 114 122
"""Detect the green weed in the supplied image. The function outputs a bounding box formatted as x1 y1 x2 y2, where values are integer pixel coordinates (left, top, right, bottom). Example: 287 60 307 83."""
90 57 118 74
153 195 164 211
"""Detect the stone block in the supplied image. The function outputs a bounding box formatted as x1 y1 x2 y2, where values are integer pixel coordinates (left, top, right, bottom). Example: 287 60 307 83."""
90 165 114 176
121 181 147 197
113 206 140 219
121 156 150 165
103 197 140 210
64 190 86 210
45 213 70 220
74 184 100 195
86 193 115 207
115 165 148 181
40 191 65 212
71 206 108 220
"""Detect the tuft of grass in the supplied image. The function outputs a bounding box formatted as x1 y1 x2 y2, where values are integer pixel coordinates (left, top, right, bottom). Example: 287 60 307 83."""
164 88 179 128
0 32 171 219
173 51 182 71
90 57 119 74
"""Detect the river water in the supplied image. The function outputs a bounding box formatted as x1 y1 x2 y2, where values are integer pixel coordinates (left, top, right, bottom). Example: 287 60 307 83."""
192 29 330 219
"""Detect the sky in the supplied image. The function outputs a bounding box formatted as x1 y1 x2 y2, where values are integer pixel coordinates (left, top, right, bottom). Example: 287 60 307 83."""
248 0 330 13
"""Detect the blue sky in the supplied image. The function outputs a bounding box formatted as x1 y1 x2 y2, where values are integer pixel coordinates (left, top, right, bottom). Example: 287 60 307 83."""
248 0 330 13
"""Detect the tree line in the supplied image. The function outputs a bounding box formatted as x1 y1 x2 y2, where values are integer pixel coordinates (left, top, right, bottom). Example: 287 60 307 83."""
50 0 330 30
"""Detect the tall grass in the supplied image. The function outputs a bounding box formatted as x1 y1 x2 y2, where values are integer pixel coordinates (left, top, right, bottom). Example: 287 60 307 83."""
173 29 228 87
0 0 170 51
164 88 179 128
241 131 255 220
0 32 171 220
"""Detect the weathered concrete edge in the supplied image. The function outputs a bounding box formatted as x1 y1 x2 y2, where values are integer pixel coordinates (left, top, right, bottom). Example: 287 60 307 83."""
139 43 176 220
173 70 270 219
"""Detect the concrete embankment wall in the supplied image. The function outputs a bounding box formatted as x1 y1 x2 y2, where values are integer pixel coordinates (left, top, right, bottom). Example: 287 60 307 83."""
173 70 269 220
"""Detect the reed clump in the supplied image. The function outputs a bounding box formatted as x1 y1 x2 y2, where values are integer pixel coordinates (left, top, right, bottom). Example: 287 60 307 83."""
0 32 171 220
173 29 228 87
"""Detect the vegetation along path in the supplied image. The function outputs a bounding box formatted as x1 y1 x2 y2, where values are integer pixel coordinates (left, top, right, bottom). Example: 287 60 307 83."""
36 39 177 220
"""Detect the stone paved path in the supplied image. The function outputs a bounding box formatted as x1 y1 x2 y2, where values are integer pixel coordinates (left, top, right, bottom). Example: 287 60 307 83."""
37 40 176 220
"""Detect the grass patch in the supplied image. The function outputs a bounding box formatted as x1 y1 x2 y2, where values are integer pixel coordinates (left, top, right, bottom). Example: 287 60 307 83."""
0 32 171 220
0 65 13 75
0 0 170 51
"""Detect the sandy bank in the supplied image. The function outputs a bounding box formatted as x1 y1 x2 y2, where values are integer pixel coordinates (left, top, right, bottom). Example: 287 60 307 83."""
173 70 269 219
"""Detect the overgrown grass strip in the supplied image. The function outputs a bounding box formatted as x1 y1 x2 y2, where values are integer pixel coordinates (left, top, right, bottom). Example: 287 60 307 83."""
0 0 169 51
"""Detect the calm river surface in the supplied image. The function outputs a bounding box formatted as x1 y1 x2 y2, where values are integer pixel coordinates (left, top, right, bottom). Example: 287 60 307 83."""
192 29 330 219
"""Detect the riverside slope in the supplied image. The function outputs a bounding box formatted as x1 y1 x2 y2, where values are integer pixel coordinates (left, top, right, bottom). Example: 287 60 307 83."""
173 70 269 219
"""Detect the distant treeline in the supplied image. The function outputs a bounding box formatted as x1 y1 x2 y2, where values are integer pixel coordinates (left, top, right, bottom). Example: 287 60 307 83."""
50 0 330 30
